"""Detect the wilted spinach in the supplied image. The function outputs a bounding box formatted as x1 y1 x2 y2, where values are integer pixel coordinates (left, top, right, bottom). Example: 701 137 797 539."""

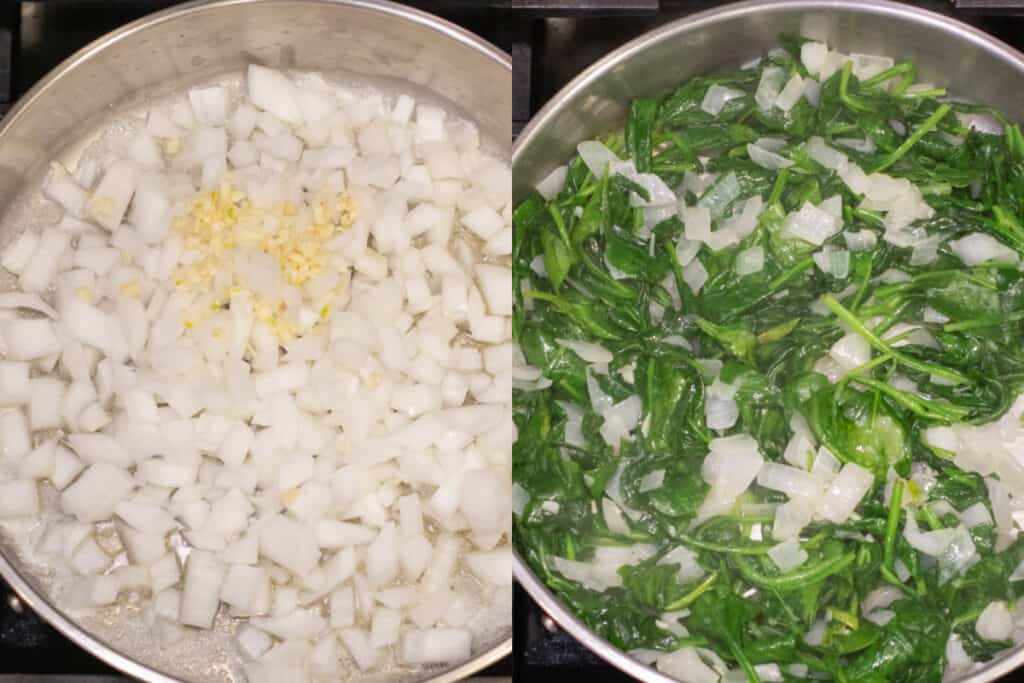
514 35 1024 683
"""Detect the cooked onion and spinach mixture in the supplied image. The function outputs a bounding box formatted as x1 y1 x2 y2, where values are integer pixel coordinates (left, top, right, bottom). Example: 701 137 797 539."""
513 36 1024 682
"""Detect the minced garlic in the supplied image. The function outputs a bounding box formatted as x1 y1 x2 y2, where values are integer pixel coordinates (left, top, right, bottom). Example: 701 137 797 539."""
171 177 355 340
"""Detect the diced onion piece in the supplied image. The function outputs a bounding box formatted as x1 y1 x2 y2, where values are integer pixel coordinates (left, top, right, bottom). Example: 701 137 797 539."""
862 586 904 615
682 259 708 295
757 463 822 500
801 42 828 76
813 247 850 279
700 85 744 116
774 74 804 112
536 165 567 200
602 497 631 535
850 53 894 81
747 142 793 170
86 161 138 231
903 513 956 556
3 319 62 361
817 463 873 523
180 548 228 630
400 628 472 666
949 233 1019 266
705 397 738 431
828 332 870 372
773 498 813 541
0 480 39 518
986 479 1014 551
697 172 740 219
806 136 848 171
783 428 815 471
976 601 1013 641
577 140 620 178
698 435 764 521
959 502 993 528
657 647 721 683
768 538 808 572
247 65 303 125
782 201 841 246
803 78 821 107
60 463 134 522
835 137 877 154
755 67 786 111
736 246 765 276
557 339 613 364
844 229 877 252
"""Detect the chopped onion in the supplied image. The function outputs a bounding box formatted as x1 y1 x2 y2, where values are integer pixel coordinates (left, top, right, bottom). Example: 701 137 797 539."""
806 137 848 171
747 142 793 170
834 137 877 154
977 601 1013 641
850 53 894 81
602 497 631 535
736 246 765 276
949 233 1019 266
862 586 903 614
782 201 841 246
700 85 744 116
959 502 993 528
768 538 807 572
817 463 873 523
577 140 620 178
843 229 877 252
705 397 739 431
697 172 740 218
803 78 821 107
946 634 973 674
773 498 814 541
698 435 764 521
638 469 665 493
755 67 786 111
773 74 804 112
682 259 708 295
682 205 712 242
801 42 828 76
903 514 956 557
536 165 567 200
813 247 850 279
657 647 722 683
757 463 822 501
558 339 613 364
829 332 870 371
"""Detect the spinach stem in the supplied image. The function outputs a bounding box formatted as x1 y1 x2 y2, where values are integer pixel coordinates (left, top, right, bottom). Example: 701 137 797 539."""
872 103 953 172
664 572 719 611
679 535 775 555
839 61 871 113
547 203 572 247
733 552 857 590
944 310 1024 332
822 294 970 385
883 479 903 581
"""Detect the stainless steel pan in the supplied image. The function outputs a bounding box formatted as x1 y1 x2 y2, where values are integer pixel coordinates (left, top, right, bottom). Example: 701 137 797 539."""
0 0 512 680
513 1 1024 681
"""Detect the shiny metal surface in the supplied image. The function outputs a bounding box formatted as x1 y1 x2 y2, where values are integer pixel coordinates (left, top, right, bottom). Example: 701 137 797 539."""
0 1 511 681
513 1 1024 681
